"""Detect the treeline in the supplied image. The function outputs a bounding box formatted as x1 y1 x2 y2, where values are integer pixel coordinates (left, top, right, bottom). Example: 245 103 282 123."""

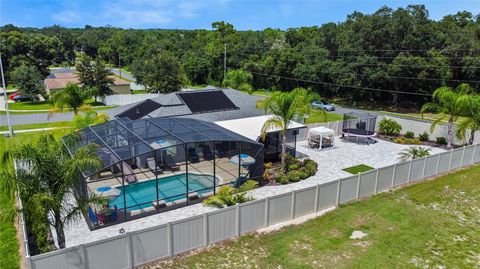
1 5 480 106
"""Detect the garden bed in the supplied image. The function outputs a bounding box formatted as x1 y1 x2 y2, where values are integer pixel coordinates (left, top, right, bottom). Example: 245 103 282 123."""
263 155 318 185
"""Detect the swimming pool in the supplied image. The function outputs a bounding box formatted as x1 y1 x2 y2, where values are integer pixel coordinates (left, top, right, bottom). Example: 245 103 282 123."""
109 173 216 210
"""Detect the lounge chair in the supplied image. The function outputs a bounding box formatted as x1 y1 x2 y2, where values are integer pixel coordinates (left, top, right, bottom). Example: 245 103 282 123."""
188 192 199 201
188 148 200 163
88 207 99 227
152 199 166 209
147 157 163 174
165 155 180 171
202 145 214 160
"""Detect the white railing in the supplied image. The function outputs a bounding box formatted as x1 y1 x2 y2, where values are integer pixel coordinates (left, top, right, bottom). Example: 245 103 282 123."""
26 143 480 269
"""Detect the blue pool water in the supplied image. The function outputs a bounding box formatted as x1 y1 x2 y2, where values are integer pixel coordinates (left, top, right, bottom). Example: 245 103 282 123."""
109 174 215 210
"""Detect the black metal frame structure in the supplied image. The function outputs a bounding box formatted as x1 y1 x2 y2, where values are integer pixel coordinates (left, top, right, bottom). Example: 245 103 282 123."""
62 117 264 230
342 112 377 143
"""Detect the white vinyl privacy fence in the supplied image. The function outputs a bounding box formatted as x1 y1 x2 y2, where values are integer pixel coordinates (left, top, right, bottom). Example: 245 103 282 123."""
25 143 480 269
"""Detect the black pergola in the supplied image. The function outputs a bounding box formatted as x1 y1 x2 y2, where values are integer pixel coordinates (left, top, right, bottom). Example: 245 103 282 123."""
62 117 264 229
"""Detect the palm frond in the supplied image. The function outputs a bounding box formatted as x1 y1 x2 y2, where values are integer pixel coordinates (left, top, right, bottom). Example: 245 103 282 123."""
260 118 284 141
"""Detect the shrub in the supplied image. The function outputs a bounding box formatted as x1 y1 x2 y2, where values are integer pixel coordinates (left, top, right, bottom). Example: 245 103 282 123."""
404 131 415 139
238 180 258 192
393 137 421 145
378 118 402 136
275 173 288 184
287 170 302 182
203 186 253 208
264 162 273 169
419 132 429 142
303 159 318 176
436 137 447 145
298 167 310 179
288 163 299 172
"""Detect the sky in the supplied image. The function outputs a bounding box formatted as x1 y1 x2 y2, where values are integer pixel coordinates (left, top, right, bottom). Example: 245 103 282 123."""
1 0 479 30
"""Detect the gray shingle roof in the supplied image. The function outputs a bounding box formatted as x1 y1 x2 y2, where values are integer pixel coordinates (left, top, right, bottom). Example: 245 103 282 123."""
110 88 265 122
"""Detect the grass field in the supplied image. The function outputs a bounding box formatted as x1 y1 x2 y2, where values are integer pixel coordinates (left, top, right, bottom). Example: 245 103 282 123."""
305 110 344 124
144 165 480 269
342 164 375 174
0 121 70 132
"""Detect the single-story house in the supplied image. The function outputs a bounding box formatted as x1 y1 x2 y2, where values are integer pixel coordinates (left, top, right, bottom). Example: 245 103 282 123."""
44 72 131 94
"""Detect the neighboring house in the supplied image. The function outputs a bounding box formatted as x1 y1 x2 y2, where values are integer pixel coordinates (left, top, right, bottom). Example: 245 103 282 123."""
44 72 131 94
109 88 267 122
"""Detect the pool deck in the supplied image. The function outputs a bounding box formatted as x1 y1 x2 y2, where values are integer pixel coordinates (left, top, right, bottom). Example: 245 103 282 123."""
63 137 445 248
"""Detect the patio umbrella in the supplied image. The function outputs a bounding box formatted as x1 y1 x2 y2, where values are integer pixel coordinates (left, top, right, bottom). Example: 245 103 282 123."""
93 186 121 198
230 154 256 166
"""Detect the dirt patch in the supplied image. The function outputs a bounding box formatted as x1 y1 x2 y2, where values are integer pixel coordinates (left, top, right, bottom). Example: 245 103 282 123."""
329 228 343 239
352 240 372 250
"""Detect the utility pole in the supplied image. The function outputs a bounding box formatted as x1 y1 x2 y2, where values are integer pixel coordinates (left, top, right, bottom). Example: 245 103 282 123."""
223 43 227 80
0 51 13 137
118 52 122 78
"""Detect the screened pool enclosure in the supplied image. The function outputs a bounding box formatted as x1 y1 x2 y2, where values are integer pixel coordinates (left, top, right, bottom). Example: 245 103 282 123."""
63 117 264 229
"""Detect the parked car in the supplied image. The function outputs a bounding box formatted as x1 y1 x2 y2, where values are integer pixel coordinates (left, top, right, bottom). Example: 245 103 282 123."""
9 92 19 101
13 95 35 102
311 100 335 111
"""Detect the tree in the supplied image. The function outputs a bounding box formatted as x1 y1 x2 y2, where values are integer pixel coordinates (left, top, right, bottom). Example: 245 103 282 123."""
71 110 109 131
456 95 480 145
9 64 45 96
421 84 474 149
50 82 90 114
398 146 431 161
222 69 254 94
0 134 105 249
257 88 319 168
75 52 114 100
130 51 184 93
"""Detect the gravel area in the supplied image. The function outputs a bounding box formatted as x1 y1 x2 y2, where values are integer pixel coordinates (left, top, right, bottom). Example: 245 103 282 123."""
63 137 445 247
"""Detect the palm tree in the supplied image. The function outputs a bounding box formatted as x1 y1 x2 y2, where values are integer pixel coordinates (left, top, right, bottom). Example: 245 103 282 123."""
50 82 91 115
0 134 105 249
421 83 474 149
257 88 320 168
71 110 110 131
456 95 480 145
398 146 431 161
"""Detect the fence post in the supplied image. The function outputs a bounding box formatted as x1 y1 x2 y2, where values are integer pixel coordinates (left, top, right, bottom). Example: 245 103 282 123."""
391 164 397 188
436 153 441 174
407 160 413 184
291 191 296 219
336 179 341 206
26 256 33 269
356 174 361 199
460 146 466 166
264 197 269 226
236 204 241 236
473 144 478 164
374 169 379 194
421 157 428 179
203 213 208 247
167 222 173 257
314 184 319 212
127 233 134 269
82 244 89 269
448 150 453 170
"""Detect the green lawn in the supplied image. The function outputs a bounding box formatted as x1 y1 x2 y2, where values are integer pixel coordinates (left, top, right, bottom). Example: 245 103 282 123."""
305 110 344 124
0 121 70 132
342 164 375 174
145 165 480 269
131 90 148 94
